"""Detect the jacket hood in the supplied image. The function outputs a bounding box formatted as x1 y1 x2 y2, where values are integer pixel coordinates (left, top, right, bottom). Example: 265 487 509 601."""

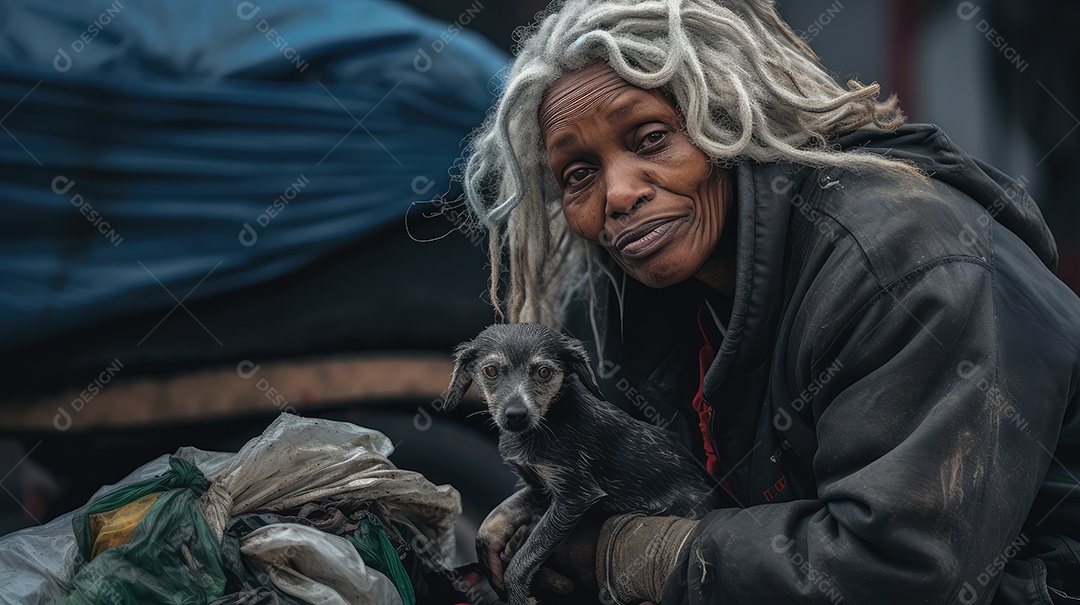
834 124 1059 271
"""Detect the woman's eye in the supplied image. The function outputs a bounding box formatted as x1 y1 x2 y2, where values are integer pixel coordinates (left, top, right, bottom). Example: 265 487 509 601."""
565 167 595 186
639 130 667 150
483 365 498 378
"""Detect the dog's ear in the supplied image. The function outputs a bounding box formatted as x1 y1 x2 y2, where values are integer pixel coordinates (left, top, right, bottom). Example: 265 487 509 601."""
560 335 604 400
442 341 479 411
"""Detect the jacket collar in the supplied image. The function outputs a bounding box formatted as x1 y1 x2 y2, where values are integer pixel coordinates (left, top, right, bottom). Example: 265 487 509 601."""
702 161 808 396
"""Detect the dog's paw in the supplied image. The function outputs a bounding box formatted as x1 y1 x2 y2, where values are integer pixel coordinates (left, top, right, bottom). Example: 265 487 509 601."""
504 558 536 605
505 585 534 605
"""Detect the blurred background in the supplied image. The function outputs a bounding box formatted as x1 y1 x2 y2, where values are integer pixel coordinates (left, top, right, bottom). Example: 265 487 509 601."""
0 0 1076 551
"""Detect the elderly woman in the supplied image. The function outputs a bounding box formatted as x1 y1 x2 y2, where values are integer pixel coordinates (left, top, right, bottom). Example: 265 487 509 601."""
461 0 1080 603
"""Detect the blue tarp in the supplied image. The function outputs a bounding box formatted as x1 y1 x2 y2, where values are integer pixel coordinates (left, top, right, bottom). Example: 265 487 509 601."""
0 0 505 351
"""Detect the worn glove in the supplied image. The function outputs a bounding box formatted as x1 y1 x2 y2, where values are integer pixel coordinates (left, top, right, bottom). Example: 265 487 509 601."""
596 514 698 605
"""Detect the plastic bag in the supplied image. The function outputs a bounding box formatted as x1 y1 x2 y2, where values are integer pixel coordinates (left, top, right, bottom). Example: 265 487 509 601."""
73 456 207 560
59 457 226 605
348 513 415 605
85 492 164 558
0 415 460 603
203 414 461 563
0 448 234 605
240 523 403 605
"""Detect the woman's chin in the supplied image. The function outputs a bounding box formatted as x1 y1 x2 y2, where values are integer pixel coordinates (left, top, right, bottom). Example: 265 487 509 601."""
618 256 703 289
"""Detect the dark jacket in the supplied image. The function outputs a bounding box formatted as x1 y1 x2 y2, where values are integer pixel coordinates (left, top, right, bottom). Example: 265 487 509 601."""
573 124 1080 604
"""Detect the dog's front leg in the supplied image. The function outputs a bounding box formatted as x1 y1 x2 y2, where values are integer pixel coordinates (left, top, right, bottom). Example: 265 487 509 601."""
504 495 592 605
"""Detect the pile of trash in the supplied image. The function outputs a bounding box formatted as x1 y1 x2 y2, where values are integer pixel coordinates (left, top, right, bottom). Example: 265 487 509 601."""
0 414 494 604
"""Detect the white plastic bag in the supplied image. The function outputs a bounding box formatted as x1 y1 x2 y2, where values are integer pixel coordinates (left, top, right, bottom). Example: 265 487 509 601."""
203 414 461 560
240 523 403 605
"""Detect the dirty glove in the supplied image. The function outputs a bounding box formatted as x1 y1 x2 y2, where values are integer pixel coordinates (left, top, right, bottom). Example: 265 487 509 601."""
596 514 698 604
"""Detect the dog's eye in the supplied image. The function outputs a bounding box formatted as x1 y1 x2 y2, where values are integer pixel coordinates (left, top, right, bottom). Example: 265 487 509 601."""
537 366 552 380
483 365 499 378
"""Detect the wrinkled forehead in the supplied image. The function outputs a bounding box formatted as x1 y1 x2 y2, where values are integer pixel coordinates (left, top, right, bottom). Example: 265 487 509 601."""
538 62 676 142
538 63 634 137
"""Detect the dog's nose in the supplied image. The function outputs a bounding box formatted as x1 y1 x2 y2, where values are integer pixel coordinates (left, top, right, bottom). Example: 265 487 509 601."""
504 405 529 430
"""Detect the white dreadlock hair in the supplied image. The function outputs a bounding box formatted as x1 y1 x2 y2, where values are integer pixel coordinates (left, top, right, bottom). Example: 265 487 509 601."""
462 0 912 326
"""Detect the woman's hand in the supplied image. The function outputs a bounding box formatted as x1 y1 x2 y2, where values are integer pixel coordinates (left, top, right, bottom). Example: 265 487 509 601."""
530 511 605 601
478 493 695 603
477 491 603 600
475 488 541 595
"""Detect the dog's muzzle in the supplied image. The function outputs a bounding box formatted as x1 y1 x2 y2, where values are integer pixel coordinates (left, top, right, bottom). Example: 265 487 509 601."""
501 396 531 431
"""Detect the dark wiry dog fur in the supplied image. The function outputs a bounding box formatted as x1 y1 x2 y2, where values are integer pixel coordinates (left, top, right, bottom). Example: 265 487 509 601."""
443 323 720 605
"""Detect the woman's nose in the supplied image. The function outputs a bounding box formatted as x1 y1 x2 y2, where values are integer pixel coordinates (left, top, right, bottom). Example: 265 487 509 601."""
604 159 653 217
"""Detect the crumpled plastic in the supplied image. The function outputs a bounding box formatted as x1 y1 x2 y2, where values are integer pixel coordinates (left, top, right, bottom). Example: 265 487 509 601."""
208 587 284 605
59 458 226 605
84 491 164 559
0 415 461 605
0 447 233 605
240 523 403 605
347 513 415 605
199 414 461 563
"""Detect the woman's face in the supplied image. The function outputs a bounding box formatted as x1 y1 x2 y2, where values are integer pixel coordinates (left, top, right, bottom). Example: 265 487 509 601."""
540 62 732 289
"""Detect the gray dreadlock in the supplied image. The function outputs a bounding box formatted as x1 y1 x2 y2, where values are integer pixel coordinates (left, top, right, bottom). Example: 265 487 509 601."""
462 0 911 326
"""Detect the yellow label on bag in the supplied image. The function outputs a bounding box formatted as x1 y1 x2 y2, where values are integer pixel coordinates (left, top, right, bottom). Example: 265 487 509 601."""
87 491 165 559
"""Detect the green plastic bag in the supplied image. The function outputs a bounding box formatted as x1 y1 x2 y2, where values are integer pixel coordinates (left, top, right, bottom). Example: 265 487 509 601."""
72 455 209 559
348 513 415 605
60 457 226 605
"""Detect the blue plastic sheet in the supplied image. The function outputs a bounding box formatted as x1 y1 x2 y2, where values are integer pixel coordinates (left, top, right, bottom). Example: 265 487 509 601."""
0 0 505 350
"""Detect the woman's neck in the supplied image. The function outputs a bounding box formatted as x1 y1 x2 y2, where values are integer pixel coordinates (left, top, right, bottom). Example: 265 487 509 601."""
695 257 735 298
695 174 738 298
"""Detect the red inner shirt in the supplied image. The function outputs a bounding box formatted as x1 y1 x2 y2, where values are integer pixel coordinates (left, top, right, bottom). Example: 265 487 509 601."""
692 303 732 494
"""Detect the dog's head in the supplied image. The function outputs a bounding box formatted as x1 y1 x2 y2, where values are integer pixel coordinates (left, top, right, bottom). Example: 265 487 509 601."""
441 323 603 432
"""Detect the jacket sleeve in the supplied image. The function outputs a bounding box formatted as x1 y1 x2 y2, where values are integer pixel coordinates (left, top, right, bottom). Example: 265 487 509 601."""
663 256 1072 604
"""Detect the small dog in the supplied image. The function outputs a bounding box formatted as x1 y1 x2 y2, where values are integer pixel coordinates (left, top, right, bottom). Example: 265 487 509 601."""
442 323 720 605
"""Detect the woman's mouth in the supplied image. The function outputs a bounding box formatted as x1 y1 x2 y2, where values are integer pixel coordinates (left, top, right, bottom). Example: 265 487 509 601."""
614 217 683 258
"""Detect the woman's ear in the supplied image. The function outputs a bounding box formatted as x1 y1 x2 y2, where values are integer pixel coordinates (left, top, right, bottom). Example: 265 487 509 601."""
561 336 604 400
442 342 479 411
